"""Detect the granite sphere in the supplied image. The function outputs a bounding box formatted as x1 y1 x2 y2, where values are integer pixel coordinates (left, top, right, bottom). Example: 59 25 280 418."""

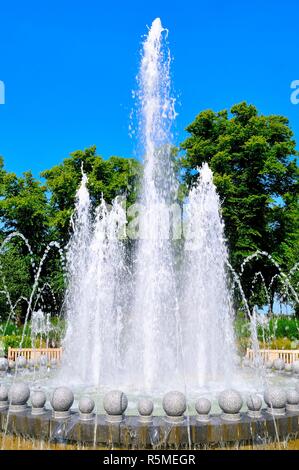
0 384 8 401
40 355 48 367
234 357 242 367
8 360 15 370
285 363 293 373
16 356 27 369
273 358 285 371
51 387 74 412
264 388 287 409
8 382 30 405
195 397 211 415
31 390 46 408
162 391 186 417
265 360 273 369
246 394 262 411
103 390 128 416
0 358 8 372
79 397 95 414
218 390 243 414
293 361 299 374
253 357 263 369
138 398 154 416
27 359 36 369
286 390 299 405
242 358 250 367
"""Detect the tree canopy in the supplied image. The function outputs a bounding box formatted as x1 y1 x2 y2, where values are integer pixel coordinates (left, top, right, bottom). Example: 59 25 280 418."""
41 146 141 241
181 102 299 310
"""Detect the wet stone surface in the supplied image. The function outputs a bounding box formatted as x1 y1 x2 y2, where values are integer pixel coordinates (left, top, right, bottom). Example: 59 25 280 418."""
0 408 298 448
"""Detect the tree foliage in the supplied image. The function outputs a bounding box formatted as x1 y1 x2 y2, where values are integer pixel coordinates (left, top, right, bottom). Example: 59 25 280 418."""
181 102 299 310
41 146 141 241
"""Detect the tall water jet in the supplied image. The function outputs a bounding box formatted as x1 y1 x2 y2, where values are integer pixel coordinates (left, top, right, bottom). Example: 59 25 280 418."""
61 172 92 384
61 174 128 386
127 18 182 392
181 163 237 389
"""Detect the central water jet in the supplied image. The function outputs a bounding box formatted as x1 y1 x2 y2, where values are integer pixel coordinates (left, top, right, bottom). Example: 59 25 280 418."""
127 18 181 392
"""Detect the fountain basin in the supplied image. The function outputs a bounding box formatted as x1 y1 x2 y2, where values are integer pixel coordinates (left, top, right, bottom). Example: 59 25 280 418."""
0 407 298 449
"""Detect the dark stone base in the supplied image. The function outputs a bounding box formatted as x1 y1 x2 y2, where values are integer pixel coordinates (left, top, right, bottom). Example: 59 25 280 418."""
0 408 298 449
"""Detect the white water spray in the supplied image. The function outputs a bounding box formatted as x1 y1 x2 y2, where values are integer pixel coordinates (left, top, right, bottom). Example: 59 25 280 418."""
181 163 237 389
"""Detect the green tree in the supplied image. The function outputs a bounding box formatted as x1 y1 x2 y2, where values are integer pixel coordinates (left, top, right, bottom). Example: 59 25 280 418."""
0 158 51 322
0 158 50 251
181 102 299 313
41 146 141 241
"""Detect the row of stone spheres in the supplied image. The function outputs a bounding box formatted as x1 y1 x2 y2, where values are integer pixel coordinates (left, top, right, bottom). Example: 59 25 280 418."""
243 357 299 373
0 384 299 422
1 357 299 376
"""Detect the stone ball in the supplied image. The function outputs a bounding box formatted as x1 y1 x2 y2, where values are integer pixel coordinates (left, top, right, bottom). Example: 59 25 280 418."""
79 397 95 414
137 398 154 416
31 390 46 408
16 356 27 369
103 390 128 416
286 390 299 405
0 384 8 401
51 387 74 412
0 358 8 372
40 355 48 367
27 359 37 369
264 388 287 409
8 360 15 370
265 360 273 369
234 357 242 367
218 390 243 414
242 358 250 367
195 397 211 415
253 357 263 369
285 363 293 373
293 361 299 374
8 382 30 405
273 358 285 371
246 393 262 411
162 391 186 417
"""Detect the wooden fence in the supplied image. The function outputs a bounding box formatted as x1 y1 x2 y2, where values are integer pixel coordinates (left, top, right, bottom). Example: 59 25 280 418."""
246 348 299 364
8 347 63 362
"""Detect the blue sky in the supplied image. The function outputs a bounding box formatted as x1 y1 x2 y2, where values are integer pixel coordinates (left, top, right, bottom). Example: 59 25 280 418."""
0 0 298 177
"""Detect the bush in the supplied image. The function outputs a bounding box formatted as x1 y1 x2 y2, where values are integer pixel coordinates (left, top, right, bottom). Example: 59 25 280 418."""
264 337 296 350
1 335 33 355
268 317 299 340
0 322 31 336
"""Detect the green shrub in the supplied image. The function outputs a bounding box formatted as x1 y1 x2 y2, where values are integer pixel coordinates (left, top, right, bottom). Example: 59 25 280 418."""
0 322 31 336
269 317 299 340
1 335 33 355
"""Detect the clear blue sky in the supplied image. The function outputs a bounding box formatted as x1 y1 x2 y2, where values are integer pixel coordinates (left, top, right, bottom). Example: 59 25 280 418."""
0 0 298 177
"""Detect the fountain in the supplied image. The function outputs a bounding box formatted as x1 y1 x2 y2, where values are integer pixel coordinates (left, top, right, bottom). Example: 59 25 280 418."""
0 17 298 450
58 18 298 399
60 18 238 394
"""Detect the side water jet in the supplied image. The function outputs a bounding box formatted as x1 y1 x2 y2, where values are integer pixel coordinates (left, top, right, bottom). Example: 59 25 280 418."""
61 175 128 386
181 163 237 390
